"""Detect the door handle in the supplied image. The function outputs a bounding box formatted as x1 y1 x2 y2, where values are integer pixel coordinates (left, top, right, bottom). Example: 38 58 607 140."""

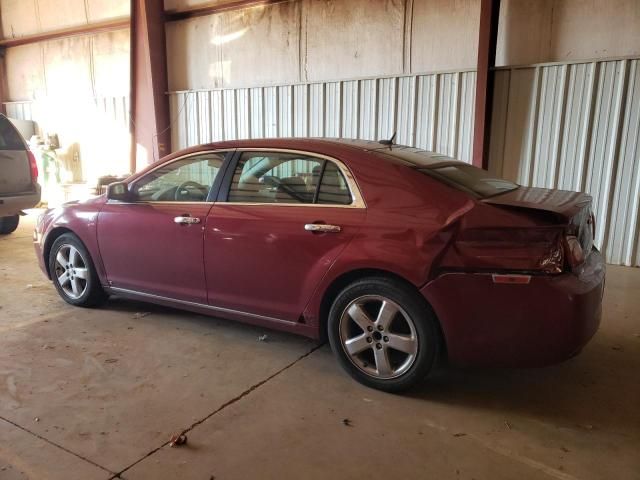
304 223 341 233
174 216 201 225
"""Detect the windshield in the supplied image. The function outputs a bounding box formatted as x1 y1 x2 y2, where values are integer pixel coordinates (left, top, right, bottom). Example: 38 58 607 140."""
419 164 519 198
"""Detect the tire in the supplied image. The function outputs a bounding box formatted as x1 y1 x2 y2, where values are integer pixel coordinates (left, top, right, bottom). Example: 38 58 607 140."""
48 233 106 307
0 215 19 234
328 277 439 392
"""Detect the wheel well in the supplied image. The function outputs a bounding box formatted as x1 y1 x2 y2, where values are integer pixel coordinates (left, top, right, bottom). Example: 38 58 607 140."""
42 227 73 279
318 269 447 357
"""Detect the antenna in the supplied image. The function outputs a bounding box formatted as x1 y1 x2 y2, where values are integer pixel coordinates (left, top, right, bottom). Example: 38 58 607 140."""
378 132 397 149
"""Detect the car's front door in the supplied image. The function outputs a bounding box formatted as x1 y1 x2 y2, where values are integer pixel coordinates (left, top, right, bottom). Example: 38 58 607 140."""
97 151 229 303
204 149 366 322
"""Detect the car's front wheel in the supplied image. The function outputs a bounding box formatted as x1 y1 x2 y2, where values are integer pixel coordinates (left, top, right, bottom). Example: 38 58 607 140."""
328 277 440 392
0 215 19 234
49 233 106 307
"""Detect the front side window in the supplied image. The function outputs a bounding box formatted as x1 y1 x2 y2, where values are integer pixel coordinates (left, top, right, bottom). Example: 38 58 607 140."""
132 152 225 202
227 152 353 206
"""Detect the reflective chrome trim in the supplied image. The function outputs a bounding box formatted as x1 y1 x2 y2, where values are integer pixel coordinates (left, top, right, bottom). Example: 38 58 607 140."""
106 200 215 205
108 286 297 326
305 223 341 233
232 148 366 209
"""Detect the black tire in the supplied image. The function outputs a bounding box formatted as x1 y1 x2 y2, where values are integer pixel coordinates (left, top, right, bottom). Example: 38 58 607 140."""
0 215 19 234
328 277 440 392
48 233 106 307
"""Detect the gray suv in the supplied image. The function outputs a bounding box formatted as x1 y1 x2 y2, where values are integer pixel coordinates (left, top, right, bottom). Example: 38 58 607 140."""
0 114 41 234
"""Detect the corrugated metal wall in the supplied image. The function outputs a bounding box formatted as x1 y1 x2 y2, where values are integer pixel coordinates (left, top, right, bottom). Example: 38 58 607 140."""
4 96 129 127
490 58 640 267
169 71 478 163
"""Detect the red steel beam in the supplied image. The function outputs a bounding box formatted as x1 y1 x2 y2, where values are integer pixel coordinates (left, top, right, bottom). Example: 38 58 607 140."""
0 18 129 48
165 0 289 22
472 0 501 169
130 0 171 172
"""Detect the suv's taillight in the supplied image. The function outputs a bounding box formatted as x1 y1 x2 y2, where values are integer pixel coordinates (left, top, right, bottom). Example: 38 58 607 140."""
28 150 38 183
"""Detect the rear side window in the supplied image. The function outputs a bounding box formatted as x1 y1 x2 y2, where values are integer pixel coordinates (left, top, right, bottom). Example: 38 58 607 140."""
420 164 518 198
0 117 25 150
227 151 353 206
317 162 352 205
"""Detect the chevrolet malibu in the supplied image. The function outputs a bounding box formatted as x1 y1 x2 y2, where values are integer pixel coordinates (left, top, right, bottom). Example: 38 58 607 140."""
34 139 605 391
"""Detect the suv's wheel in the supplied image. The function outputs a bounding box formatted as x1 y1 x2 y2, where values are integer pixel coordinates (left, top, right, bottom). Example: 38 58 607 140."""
48 233 106 307
0 215 19 234
328 277 439 392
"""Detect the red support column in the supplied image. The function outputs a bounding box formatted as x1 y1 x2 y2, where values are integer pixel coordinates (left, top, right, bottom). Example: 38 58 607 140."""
130 0 171 172
472 0 500 170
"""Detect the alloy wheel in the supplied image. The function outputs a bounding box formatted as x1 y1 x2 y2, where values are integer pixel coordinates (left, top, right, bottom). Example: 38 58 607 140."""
338 295 418 379
53 244 89 300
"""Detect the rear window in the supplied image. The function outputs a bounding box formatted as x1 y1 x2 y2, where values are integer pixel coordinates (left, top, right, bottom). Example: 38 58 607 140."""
0 117 25 150
420 164 518 198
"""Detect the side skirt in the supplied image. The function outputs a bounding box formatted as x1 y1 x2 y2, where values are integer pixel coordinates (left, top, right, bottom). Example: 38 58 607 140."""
104 286 319 339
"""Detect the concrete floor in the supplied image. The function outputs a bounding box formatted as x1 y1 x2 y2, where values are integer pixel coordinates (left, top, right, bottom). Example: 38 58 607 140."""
0 214 639 480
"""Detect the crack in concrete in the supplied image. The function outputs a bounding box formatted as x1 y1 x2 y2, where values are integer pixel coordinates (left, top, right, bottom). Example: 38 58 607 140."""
0 414 117 477
110 342 324 479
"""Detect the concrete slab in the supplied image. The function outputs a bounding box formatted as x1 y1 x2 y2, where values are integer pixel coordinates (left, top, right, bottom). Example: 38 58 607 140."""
1 214 639 479
0 417 110 480
126 335 640 480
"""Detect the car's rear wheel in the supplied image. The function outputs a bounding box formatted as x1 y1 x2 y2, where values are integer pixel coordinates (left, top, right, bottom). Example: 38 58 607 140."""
49 233 106 307
0 215 19 234
328 277 439 392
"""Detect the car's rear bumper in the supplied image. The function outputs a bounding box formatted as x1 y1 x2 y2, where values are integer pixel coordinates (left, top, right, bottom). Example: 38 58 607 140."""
0 186 41 216
421 249 605 367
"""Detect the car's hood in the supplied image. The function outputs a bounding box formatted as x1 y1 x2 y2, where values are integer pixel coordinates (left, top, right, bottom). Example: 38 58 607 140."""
482 186 591 219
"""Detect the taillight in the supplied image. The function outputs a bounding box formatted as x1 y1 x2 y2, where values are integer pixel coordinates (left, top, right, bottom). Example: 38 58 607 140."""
28 150 38 183
564 234 585 268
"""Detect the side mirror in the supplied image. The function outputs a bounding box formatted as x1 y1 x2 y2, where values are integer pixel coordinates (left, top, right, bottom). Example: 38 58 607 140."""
106 182 130 202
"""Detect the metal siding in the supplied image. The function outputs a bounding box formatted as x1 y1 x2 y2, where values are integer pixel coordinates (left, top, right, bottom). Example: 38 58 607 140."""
359 79 377 140
167 59 639 266
490 58 640 266
325 82 341 138
607 59 640 266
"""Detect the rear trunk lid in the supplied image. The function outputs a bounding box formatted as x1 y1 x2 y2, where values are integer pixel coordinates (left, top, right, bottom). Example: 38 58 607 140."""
0 115 31 196
483 186 595 258
482 186 591 218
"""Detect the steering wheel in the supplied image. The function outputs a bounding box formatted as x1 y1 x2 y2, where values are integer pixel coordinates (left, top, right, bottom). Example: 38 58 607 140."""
175 181 207 201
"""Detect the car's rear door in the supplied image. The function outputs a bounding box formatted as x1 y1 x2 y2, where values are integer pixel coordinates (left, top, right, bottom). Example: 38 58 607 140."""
204 149 366 323
97 150 231 303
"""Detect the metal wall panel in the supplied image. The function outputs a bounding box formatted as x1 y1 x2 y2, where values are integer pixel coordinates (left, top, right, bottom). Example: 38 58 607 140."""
168 71 477 164
490 58 640 267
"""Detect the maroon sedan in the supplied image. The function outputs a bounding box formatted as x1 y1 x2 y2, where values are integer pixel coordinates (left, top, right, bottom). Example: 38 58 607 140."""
33 139 605 391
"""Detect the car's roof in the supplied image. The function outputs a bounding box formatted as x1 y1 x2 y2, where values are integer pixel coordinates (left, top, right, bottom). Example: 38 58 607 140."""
169 137 462 169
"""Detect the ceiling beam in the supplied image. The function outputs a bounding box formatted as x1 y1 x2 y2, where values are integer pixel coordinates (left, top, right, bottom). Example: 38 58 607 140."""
0 18 129 48
164 0 289 22
472 0 501 170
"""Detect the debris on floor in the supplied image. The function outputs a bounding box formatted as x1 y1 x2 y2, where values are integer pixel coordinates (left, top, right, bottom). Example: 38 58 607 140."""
257 334 268 342
104 358 119 364
453 432 467 437
133 312 151 319
34 417 39 422
342 418 353 427
169 433 188 447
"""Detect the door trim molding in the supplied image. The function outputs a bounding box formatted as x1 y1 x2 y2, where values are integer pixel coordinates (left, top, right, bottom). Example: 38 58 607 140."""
107 286 298 326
